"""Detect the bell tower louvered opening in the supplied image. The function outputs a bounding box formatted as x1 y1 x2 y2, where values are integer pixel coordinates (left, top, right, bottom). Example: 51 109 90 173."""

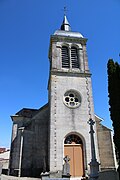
71 47 79 68
62 46 70 68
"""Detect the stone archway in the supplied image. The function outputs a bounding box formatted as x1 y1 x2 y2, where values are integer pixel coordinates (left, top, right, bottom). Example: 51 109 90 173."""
64 134 84 177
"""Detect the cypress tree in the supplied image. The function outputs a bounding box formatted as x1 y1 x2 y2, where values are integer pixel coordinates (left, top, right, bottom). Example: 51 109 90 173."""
107 59 120 177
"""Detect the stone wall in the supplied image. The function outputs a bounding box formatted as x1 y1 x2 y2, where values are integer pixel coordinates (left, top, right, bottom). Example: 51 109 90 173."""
9 104 49 177
32 105 49 177
95 115 116 170
49 73 98 176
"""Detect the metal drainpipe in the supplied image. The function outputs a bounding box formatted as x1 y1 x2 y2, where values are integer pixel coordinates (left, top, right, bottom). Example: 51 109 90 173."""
18 127 25 178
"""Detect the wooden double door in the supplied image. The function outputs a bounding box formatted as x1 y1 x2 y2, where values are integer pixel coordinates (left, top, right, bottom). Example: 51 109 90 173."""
64 144 84 177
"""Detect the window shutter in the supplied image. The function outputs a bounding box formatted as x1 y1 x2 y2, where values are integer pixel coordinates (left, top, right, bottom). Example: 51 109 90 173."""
71 47 79 68
62 46 70 68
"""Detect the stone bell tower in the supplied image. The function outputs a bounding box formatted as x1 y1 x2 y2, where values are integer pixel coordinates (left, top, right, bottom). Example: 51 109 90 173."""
48 15 99 178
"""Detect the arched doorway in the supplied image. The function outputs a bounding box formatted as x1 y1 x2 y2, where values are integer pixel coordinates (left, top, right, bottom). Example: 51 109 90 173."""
64 134 84 177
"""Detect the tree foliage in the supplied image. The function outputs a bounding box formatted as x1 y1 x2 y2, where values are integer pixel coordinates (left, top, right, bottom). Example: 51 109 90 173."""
107 59 120 176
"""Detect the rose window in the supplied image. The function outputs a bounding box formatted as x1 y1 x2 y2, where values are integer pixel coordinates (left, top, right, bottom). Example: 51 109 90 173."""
63 90 81 108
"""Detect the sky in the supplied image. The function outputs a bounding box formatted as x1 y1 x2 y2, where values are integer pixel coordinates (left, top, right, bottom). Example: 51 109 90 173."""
0 0 120 148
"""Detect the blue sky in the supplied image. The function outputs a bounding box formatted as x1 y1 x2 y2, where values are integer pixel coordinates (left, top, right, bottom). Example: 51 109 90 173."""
0 0 120 148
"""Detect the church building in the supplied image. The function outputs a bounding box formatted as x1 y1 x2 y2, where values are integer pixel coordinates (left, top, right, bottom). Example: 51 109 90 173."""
9 15 117 178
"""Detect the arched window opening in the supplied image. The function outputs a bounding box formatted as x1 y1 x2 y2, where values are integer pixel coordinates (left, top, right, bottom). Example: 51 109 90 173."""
64 134 82 144
62 46 70 68
71 47 79 68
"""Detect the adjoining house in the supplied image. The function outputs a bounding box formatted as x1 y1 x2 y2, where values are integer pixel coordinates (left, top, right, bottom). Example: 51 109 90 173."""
0 148 10 175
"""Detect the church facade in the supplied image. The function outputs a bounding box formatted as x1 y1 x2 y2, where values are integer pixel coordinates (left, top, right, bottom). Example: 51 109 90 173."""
9 16 117 178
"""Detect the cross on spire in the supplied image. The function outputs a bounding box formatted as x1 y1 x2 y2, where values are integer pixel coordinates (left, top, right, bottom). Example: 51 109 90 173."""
63 6 68 16
60 7 71 31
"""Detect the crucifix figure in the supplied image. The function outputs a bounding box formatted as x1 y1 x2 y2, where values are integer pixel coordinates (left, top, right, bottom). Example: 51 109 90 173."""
64 155 70 163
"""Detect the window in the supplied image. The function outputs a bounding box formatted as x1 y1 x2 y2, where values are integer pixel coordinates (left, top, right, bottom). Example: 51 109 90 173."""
61 45 79 69
63 90 81 108
71 47 79 68
64 134 82 144
62 46 70 68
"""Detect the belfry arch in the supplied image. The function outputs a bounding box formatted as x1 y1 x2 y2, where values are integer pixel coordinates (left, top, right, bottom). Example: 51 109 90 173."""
64 133 85 177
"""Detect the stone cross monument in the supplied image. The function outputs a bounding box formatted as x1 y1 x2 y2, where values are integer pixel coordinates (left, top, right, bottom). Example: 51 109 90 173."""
88 119 100 180
62 155 70 178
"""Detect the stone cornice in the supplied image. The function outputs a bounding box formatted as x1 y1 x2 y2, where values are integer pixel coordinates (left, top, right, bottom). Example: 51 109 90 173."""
50 35 87 45
50 69 91 77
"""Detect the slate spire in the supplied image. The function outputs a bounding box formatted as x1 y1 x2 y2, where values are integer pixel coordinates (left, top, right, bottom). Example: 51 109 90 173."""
60 15 71 31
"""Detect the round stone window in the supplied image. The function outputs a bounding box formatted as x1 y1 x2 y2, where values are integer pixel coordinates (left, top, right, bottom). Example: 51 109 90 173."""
63 90 81 108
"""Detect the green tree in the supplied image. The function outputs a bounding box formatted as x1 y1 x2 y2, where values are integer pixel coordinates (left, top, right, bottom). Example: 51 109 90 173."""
107 59 120 177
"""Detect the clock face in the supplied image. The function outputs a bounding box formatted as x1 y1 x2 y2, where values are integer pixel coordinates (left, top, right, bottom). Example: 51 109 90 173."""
63 90 81 108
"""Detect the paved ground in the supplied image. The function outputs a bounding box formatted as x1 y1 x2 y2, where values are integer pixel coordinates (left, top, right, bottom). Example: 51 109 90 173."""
0 174 41 180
